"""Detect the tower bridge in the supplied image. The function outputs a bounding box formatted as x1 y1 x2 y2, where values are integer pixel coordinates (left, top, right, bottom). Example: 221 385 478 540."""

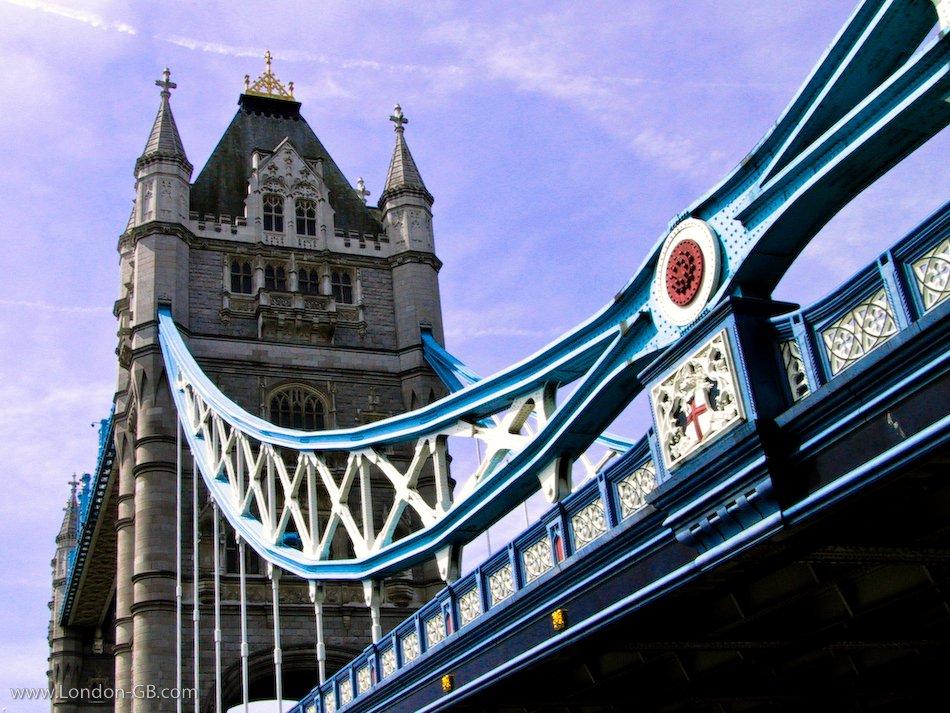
49 1 949 711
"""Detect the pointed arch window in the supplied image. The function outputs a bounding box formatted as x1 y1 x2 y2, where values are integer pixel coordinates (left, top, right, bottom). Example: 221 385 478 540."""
230 261 252 294
263 194 284 232
264 264 287 291
331 270 353 304
268 385 327 430
295 199 317 236
299 268 320 295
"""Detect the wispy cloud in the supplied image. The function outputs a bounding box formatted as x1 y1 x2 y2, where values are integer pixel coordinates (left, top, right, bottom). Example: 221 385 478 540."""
4 0 136 34
0 299 108 314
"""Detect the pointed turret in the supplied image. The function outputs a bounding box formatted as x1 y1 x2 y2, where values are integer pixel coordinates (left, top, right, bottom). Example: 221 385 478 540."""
131 68 192 227
380 104 433 206
136 68 191 173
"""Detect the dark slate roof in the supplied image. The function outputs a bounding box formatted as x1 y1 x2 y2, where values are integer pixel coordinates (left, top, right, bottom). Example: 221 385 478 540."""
137 92 190 171
190 93 383 235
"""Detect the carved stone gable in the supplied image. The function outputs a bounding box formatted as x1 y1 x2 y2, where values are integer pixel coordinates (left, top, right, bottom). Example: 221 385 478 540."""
651 330 745 469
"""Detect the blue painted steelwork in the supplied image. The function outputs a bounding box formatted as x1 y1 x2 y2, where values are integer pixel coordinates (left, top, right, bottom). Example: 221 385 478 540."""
287 199 950 713
160 0 948 582
60 412 115 624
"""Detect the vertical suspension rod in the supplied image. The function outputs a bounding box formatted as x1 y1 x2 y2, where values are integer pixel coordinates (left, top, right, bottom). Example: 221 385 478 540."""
213 500 223 713
271 565 283 712
192 461 200 711
176 422 183 713
239 538 250 713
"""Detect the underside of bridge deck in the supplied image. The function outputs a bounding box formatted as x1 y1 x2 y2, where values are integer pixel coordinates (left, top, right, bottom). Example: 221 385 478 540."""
444 447 950 713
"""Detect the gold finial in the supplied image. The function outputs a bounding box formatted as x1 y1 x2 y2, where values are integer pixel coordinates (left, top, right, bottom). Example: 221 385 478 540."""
389 104 408 132
244 50 295 101
155 67 176 98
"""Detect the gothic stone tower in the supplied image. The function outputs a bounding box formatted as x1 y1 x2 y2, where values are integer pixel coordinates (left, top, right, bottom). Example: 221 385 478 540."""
61 58 448 712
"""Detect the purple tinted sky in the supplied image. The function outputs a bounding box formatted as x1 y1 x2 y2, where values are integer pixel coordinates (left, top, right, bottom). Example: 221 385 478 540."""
0 1 946 708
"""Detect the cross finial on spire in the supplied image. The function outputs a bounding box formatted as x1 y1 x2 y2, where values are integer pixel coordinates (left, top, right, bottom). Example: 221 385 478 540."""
389 104 408 132
265 50 273 75
356 177 371 203
156 67 176 98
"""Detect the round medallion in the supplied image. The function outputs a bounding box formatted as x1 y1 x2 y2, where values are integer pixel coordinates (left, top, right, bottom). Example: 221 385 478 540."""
653 218 721 326
665 239 705 306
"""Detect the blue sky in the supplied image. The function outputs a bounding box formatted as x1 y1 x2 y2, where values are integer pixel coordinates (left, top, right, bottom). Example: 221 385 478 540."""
0 1 946 710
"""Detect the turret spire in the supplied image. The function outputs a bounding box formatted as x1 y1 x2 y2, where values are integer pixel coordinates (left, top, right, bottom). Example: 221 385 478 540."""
381 104 432 205
137 68 191 172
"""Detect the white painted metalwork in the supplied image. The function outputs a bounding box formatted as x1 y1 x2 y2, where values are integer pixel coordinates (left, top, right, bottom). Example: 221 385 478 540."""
176 422 183 713
401 630 419 664
457 587 481 627
522 538 554 583
571 499 607 550
617 462 657 519
912 237 950 312
271 565 283 713
357 664 372 695
488 564 515 606
339 678 353 706
780 339 811 401
239 537 249 713
822 288 899 375
213 501 223 713
192 462 200 711
309 582 327 683
425 612 446 648
381 647 397 678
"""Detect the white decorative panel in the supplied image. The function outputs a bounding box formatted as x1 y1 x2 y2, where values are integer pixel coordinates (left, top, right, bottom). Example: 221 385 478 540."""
357 665 372 695
821 288 898 375
780 339 810 401
381 648 396 678
488 564 515 606
458 587 481 627
425 612 446 648
617 462 657 519
339 679 352 706
522 538 554 583
324 692 336 713
571 498 607 550
401 631 419 664
912 237 950 312
651 329 745 468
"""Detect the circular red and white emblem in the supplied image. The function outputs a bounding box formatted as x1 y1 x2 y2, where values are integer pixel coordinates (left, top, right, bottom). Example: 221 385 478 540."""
654 219 720 326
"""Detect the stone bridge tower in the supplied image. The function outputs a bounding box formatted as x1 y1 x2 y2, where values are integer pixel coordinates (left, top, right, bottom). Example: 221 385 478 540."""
52 58 448 712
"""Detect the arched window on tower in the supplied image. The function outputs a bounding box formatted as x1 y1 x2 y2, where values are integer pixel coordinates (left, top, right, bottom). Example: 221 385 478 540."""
268 384 327 430
298 268 320 295
264 265 287 291
295 198 317 236
262 194 284 232
331 270 353 304
230 261 252 293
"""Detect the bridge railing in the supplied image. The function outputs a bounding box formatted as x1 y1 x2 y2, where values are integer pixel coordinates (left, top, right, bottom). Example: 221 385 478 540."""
291 436 657 713
289 199 950 713
772 203 950 405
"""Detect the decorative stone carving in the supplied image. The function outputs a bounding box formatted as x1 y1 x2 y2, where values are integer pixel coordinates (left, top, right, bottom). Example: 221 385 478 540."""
617 462 657 519
912 237 950 313
821 288 898 375
651 329 745 468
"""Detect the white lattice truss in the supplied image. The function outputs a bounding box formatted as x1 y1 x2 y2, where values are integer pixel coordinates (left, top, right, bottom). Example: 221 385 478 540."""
176 370 624 580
